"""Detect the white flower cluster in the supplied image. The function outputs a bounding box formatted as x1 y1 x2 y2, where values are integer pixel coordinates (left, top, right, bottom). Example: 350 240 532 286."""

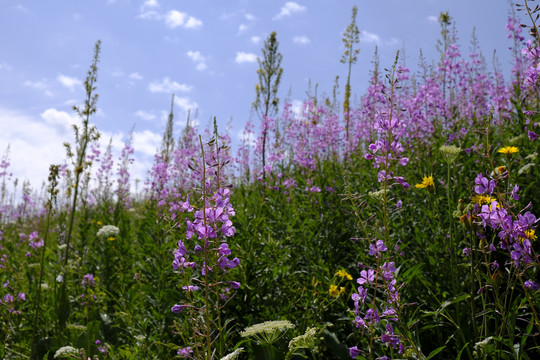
240 320 295 338
439 144 461 164
220 347 244 360
97 225 120 239
288 327 318 351
54 346 79 359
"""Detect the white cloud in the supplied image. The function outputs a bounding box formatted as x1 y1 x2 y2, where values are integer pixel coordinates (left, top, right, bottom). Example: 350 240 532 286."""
237 128 256 146
137 0 161 20
250 36 261 45
360 30 381 44
235 52 258 64
14 5 29 12
174 96 198 114
134 110 156 121
0 108 77 189
142 0 159 9
165 10 202 29
293 35 310 45
0 107 162 193
165 10 186 28
245 13 256 21
148 77 192 93
187 50 209 71
290 100 304 118
195 63 207 71
129 72 143 80
41 108 77 133
186 50 208 71
273 2 306 20
427 15 438 22
185 16 203 29
238 24 249 34
0 61 11 71
57 74 82 91
23 79 52 96
138 10 160 20
133 129 161 157
220 12 235 20
187 50 205 63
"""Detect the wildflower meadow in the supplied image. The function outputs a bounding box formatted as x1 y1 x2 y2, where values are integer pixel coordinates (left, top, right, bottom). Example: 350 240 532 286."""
2 2 540 359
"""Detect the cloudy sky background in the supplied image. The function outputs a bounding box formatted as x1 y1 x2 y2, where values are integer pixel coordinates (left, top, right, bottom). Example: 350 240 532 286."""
0 0 527 192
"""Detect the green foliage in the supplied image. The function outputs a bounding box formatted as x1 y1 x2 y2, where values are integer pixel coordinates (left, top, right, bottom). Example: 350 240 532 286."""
253 31 283 120
253 31 283 177
341 6 360 142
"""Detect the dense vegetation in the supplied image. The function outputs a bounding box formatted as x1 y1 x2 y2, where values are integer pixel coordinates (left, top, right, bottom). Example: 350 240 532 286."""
1 3 540 360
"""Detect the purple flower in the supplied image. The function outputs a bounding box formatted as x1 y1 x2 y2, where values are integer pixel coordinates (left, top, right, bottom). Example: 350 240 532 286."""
177 347 193 357
82 273 95 288
227 281 241 289
218 243 231 256
398 157 409 166
357 269 375 285
382 307 398 321
364 308 380 324
511 185 520 201
349 346 361 358
353 316 366 329
381 262 396 281
528 130 539 141
524 280 540 291
171 304 187 313
474 173 495 195
182 285 199 292
352 286 367 310
218 256 240 271
381 333 400 348
369 240 387 257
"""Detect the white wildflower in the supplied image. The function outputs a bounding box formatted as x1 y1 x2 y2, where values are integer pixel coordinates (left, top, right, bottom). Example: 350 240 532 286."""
220 347 244 360
288 327 318 351
97 225 120 239
241 320 295 345
440 144 461 164
54 346 79 358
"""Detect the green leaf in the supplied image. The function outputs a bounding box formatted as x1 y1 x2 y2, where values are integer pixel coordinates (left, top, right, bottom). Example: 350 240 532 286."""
426 345 446 359
456 342 469 360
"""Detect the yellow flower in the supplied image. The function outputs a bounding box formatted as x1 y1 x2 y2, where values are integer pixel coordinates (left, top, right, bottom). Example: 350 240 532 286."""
498 146 518 155
97 221 103 225
496 166 507 174
471 195 496 205
520 229 537 243
336 269 353 280
415 174 434 189
329 284 340 298
107 237 115 241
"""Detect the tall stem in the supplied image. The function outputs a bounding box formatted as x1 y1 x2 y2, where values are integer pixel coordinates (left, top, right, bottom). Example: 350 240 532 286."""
199 135 212 360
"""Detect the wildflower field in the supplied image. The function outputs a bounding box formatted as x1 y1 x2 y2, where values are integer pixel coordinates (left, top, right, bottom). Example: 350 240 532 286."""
2 3 540 360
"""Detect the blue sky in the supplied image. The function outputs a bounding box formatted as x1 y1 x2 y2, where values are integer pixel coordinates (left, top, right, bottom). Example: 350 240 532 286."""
0 0 527 190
